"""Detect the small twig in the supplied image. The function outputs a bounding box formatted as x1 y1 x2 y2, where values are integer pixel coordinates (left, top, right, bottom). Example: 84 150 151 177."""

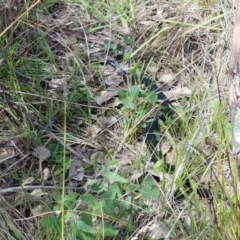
0 185 84 194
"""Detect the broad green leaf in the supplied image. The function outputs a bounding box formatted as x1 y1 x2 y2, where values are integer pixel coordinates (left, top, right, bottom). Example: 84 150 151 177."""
119 196 132 217
123 96 135 109
54 168 63 176
40 215 61 236
153 159 165 173
123 53 130 61
118 89 128 98
77 220 96 234
81 212 92 226
90 182 108 193
49 143 64 160
149 91 158 105
140 177 160 200
65 157 72 169
101 183 122 201
81 193 98 206
102 203 117 218
81 193 102 214
103 167 128 184
97 222 118 237
106 159 121 168
78 232 95 240
129 85 140 98
64 192 79 209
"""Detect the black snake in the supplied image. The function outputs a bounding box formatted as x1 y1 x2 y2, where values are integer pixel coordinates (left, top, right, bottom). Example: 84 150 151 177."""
106 59 211 200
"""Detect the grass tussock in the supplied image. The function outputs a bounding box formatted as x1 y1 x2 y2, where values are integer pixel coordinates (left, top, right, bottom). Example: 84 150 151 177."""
0 0 239 239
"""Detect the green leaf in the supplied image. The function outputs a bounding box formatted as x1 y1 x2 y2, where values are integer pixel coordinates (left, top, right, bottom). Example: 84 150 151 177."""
65 157 72 169
153 159 165 173
106 159 121 168
81 193 102 214
149 91 158 105
90 182 108 193
118 89 128 98
119 196 132 217
40 215 61 236
123 53 130 61
97 222 118 237
110 182 122 198
101 183 122 201
49 143 64 160
140 177 160 200
124 183 139 192
123 96 135 109
104 40 111 50
124 35 134 45
129 63 141 75
81 193 98 206
138 88 147 97
81 212 92 226
64 192 79 209
54 168 63 176
134 106 147 124
111 42 118 50
77 220 96 234
85 179 108 193
102 203 117 218
78 232 95 240
103 167 128 184
92 151 102 172
129 85 140 98
105 148 115 160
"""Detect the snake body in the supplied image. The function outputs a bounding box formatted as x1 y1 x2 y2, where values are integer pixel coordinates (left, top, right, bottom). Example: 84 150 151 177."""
106 60 211 200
